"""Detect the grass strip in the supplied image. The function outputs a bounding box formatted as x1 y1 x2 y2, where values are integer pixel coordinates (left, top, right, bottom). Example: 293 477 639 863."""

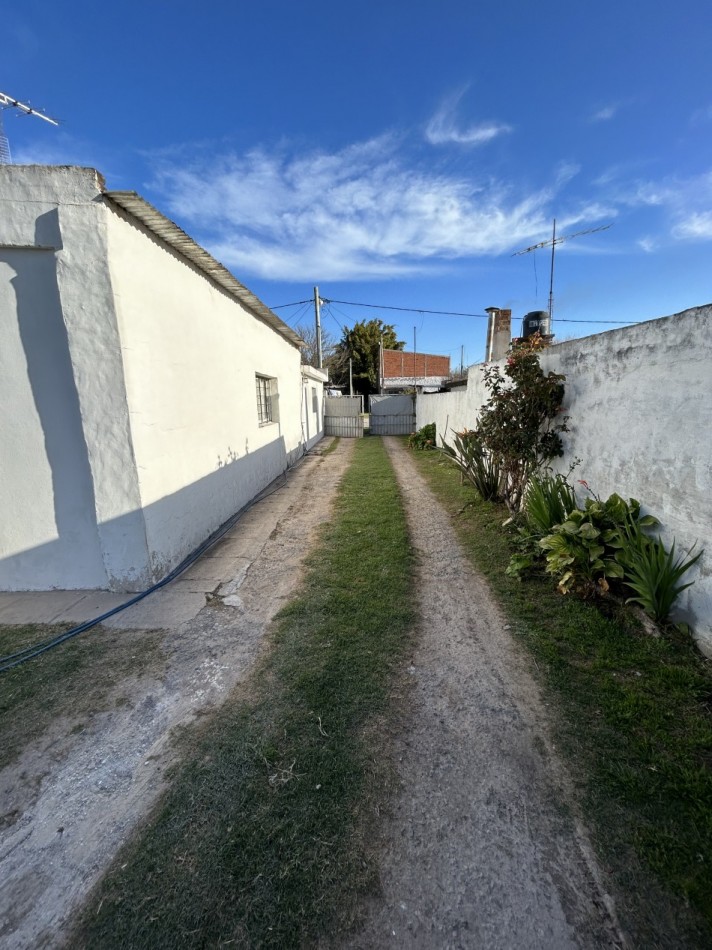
73 437 414 949
410 448 712 949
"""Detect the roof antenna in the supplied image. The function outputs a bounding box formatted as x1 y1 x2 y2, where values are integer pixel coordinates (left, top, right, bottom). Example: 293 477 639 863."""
512 219 612 329
0 90 59 164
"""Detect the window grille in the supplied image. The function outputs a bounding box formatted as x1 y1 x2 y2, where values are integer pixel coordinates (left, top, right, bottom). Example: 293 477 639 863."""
256 375 274 424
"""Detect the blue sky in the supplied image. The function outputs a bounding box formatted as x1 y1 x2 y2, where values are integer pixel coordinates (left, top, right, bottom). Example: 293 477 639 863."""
4 0 712 364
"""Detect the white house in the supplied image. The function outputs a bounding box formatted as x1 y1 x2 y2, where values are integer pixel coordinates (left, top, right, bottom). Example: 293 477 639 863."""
0 164 322 592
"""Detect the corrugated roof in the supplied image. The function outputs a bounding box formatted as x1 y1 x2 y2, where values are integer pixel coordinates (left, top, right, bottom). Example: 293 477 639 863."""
105 190 303 349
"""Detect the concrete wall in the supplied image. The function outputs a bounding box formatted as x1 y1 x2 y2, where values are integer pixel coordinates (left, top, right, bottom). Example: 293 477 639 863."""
0 165 304 592
417 306 712 650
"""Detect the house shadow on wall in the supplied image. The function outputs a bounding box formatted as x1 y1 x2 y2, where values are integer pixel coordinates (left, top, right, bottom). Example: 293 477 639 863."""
0 438 293 592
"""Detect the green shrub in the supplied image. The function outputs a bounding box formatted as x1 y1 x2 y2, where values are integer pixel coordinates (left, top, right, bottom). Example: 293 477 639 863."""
408 422 436 450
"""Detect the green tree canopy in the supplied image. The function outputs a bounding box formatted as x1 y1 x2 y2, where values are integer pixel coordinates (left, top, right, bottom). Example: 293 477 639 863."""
333 319 405 394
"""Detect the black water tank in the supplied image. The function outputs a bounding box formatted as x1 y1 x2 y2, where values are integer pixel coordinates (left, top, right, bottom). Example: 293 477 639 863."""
521 310 551 338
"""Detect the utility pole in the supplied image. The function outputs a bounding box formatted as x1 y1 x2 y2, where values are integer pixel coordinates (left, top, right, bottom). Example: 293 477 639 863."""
379 337 384 394
313 285 323 369
413 326 417 392
349 358 353 397
460 344 464 375
512 219 612 328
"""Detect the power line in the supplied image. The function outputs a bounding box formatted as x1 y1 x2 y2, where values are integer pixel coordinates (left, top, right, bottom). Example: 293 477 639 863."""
323 297 489 318
321 296 639 325
270 299 312 309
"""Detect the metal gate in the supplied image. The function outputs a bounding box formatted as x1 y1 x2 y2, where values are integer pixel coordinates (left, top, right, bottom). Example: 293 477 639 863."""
324 395 364 438
369 394 416 435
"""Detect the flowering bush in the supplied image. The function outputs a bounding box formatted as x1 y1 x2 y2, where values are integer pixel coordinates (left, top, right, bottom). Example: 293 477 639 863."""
476 334 568 512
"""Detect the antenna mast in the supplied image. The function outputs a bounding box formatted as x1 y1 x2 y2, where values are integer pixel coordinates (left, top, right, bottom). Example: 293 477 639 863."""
0 90 59 165
512 220 612 327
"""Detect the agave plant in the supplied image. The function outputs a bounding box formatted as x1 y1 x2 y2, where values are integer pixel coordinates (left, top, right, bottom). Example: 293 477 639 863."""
619 525 703 623
524 473 578 538
439 429 502 501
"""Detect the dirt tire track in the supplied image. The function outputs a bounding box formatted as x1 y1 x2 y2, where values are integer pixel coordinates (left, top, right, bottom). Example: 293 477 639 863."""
343 437 625 950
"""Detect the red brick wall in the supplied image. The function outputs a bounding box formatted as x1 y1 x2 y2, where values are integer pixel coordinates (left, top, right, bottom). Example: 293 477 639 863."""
383 350 450 378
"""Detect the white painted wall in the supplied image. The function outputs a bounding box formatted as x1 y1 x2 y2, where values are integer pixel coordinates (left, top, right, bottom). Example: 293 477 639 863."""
105 205 304 581
0 165 305 592
417 306 712 651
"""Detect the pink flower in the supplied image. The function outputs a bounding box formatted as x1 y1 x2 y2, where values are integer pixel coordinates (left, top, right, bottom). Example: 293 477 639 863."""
577 479 590 490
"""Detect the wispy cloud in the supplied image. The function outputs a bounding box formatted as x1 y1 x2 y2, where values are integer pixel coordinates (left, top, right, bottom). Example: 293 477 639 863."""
149 136 564 281
424 89 512 146
590 104 619 122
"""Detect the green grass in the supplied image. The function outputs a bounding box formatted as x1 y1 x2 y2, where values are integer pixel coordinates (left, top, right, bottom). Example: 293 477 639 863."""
410 449 712 948
0 623 165 774
72 437 414 949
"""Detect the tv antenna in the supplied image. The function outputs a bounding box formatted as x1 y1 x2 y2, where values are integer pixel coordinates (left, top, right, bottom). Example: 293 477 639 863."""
512 219 612 326
0 91 59 164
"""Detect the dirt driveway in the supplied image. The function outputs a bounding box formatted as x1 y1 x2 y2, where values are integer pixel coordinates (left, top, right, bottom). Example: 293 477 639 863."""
342 438 625 950
0 440 354 950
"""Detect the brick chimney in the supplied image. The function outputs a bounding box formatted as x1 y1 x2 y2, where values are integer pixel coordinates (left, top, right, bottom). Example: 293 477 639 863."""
485 307 512 361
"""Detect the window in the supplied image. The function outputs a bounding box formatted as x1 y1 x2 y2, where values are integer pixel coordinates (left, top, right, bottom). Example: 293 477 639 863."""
311 386 318 413
255 375 275 425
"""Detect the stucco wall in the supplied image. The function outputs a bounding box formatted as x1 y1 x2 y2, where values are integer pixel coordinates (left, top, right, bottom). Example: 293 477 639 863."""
417 306 712 650
105 203 304 581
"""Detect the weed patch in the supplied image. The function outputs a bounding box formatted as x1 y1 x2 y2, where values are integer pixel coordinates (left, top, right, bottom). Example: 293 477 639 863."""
411 449 712 949
72 437 414 949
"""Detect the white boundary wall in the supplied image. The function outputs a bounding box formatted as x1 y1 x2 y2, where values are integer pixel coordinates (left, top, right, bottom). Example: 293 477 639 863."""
0 166 305 592
417 306 712 652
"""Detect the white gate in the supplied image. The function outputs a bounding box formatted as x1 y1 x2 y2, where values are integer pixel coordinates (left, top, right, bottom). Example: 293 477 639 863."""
369 394 416 435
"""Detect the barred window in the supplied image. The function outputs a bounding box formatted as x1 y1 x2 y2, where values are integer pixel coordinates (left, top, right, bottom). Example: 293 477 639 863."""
255 375 275 425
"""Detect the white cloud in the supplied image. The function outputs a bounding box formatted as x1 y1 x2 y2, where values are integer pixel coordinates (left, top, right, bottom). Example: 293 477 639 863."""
424 89 512 146
672 212 712 240
150 137 558 281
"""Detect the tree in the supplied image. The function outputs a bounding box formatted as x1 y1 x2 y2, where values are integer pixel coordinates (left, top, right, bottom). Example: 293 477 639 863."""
295 322 339 369
333 319 405 395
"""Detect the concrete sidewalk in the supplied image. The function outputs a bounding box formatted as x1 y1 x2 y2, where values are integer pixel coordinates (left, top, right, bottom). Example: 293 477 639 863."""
0 444 332 631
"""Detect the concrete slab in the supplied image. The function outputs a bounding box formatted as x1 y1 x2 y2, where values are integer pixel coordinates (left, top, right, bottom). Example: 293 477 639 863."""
102 588 206 630
172 557 252 593
51 592 133 624
0 591 89 624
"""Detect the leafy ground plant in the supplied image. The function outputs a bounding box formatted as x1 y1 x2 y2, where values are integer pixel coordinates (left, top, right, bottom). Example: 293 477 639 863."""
410 447 712 950
71 437 414 950
408 422 436 450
